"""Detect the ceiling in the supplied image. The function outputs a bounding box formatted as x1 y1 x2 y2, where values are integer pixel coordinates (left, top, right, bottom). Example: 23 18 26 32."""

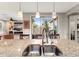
0 2 78 20
0 2 78 13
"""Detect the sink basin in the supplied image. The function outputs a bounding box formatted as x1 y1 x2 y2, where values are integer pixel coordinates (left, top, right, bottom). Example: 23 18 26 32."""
22 44 41 56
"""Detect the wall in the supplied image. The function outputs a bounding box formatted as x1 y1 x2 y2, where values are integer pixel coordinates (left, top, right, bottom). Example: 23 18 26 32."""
66 4 79 15
57 13 68 39
0 13 68 39
23 13 68 39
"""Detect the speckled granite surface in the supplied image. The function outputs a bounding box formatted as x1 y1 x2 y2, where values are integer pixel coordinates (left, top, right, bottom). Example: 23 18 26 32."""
0 39 79 57
56 39 79 57
0 39 42 57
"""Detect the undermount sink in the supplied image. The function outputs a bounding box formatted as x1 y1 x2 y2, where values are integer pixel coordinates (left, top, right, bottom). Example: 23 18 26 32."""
22 44 62 56
22 44 41 56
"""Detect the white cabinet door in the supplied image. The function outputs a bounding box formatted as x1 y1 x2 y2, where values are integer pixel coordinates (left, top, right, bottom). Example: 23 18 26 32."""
69 15 79 42
69 15 76 40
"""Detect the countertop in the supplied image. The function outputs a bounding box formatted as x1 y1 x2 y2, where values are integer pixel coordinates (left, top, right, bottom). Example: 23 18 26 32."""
0 39 79 57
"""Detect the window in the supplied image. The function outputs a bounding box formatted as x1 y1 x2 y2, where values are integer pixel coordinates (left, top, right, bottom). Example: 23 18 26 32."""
31 15 58 39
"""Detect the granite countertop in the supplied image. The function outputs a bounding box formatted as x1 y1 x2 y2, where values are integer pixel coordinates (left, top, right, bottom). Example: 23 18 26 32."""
0 39 79 57
0 39 42 57
56 39 79 56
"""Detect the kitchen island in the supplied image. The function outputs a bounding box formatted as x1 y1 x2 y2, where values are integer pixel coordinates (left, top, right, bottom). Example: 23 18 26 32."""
0 39 79 57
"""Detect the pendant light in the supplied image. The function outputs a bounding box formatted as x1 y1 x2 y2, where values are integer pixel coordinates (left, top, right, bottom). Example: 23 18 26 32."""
35 1 40 18
52 2 57 19
17 2 23 18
